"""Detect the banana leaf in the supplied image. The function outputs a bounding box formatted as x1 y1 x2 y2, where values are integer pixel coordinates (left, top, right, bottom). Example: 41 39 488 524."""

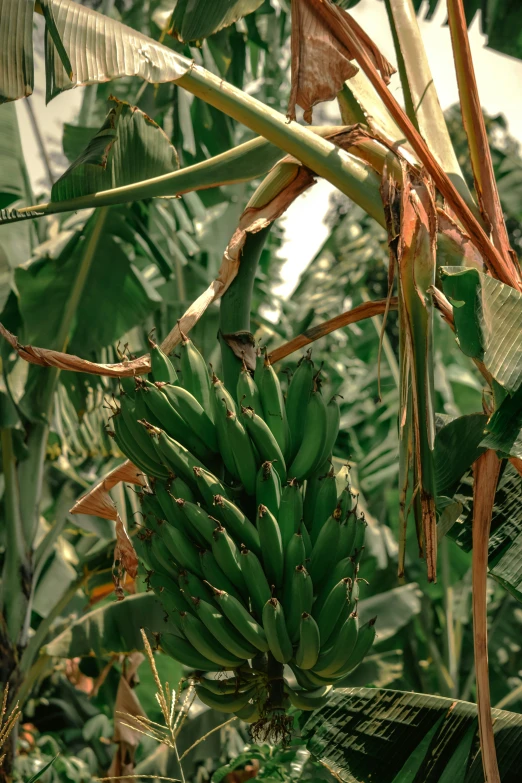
168 0 264 43
303 687 522 783
44 592 166 658
0 0 34 102
449 462 522 603
52 97 179 202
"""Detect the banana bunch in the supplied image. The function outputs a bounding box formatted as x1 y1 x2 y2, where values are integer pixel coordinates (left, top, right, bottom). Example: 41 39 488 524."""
111 338 376 741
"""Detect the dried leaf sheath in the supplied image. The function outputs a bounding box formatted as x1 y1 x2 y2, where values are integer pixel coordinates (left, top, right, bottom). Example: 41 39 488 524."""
382 164 438 581
472 449 502 783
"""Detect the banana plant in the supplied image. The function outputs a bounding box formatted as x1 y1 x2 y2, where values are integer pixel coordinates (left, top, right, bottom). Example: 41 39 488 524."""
0 0 522 780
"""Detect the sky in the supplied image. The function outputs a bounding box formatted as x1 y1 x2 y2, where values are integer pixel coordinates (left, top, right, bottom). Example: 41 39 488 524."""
16 0 522 297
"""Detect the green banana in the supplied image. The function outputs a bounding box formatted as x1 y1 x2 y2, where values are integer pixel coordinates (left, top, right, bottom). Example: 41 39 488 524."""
303 457 331 530
295 613 320 670
197 675 255 696
179 332 214 420
195 684 254 713
257 356 289 458
352 515 367 562
149 427 201 486
285 351 314 460
212 495 260 555
119 376 136 398
157 584 190 616
147 570 180 597
258 504 284 590
177 499 216 547
284 565 313 643
309 515 342 586
338 516 357 560
199 550 243 602
313 612 359 677
224 409 257 495
191 597 257 660
178 571 213 604
310 467 338 545
113 410 166 480
212 587 269 653
154 481 185 530
317 395 341 466
160 383 218 452
336 483 354 522
300 521 312 558
262 598 293 664
139 381 213 463
313 578 351 646
288 387 328 481
241 406 286 482
163 525 203 577
278 480 303 549
193 466 228 508
331 617 377 677
255 461 281 516
212 375 240 480
290 663 336 689
285 533 306 579
160 631 216 671
234 699 261 723
149 339 179 384
240 546 271 617
236 362 262 413
180 611 246 668
211 524 247 593
120 393 160 462
313 557 353 616
285 683 331 711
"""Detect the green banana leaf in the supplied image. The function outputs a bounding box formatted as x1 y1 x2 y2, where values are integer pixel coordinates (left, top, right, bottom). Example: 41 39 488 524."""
0 0 34 102
303 687 522 783
0 103 29 208
168 0 264 43
441 267 522 394
434 413 488 496
15 208 161 357
441 267 522 460
52 97 179 202
358 583 421 642
44 592 166 658
449 461 522 602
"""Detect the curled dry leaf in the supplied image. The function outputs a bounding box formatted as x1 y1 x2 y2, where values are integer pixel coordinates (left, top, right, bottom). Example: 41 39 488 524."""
269 298 398 364
70 461 142 598
288 0 395 123
107 652 146 782
472 449 502 783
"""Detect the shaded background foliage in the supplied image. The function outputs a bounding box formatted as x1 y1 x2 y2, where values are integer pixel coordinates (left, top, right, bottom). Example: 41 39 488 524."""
0 0 522 780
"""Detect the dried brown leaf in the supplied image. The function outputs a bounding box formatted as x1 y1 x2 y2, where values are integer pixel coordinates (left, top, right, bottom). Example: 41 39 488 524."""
472 449 502 783
269 298 397 363
107 653 146 782
70 461 146 519
288 0 358 123
288 0 395 124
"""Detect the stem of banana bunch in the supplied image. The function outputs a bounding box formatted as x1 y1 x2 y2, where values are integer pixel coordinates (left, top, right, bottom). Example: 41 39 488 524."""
219 226 272 391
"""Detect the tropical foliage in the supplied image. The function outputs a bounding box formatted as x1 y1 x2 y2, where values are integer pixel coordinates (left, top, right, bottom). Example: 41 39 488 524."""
0 0 521 781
